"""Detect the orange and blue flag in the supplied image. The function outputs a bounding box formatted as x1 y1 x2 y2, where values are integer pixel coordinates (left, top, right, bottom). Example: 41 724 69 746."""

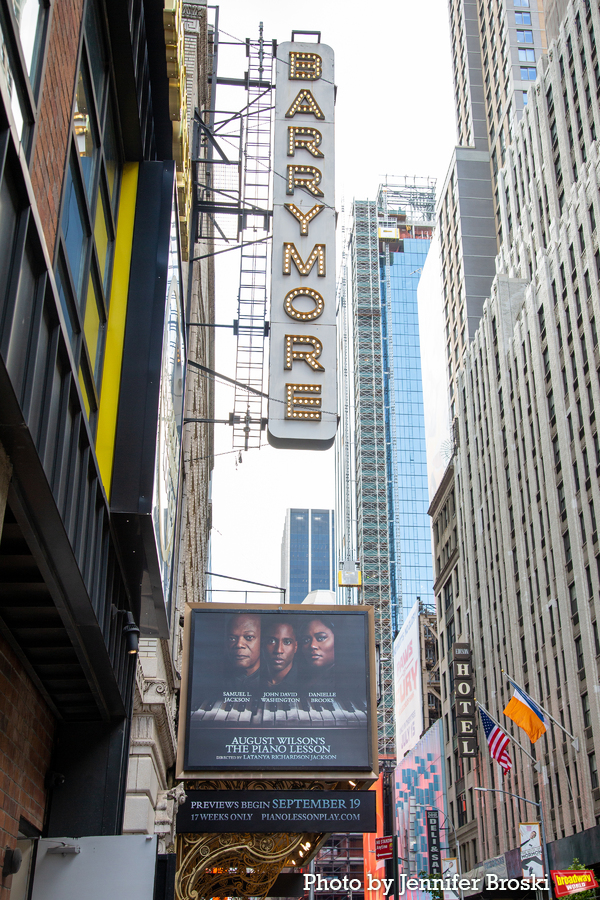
503 682 546 743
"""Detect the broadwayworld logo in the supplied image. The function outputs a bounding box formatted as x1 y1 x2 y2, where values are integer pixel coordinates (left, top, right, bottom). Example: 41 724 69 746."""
304 874 550 895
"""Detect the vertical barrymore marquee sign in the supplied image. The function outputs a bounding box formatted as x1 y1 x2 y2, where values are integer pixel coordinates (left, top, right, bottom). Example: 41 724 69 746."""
267 40 337 450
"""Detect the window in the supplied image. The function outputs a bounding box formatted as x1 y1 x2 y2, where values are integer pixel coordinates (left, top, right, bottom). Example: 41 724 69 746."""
444 577 454 610
514 0 530 5
447 618 456 651
590 752 598 789
517 29 534 42
0 0 48 152
564 530 572 564
583 692 591 728
569 582 578 615
575 635 584 670
520 66 537 80
515 10 532 23
519 48 535 61
522 90 528 104
55 0 122 435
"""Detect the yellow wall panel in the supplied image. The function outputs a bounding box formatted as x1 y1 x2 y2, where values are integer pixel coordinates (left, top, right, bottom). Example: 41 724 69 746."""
96 162 139 497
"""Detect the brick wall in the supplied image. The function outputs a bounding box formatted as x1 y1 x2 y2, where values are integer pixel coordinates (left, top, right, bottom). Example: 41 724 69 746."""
0 634 54 899
30 0 84 261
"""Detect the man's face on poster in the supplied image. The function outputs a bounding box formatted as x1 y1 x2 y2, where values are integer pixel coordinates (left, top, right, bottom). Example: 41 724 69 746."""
225 614 261 675
264 622 297 681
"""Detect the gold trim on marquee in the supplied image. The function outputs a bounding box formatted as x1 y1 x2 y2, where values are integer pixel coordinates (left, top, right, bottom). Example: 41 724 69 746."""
174 780 346 899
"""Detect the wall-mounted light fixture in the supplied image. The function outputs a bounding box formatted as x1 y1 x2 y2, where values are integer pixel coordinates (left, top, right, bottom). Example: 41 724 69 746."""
123 612 140 655
2 847 22 878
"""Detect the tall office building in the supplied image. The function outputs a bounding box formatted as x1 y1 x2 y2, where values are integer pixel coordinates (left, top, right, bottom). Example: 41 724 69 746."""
430 0 600 876
281 509 335 605
338 179 435 755
440 0 548 414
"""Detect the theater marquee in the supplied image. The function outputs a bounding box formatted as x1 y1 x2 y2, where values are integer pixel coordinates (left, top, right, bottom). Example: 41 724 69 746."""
267 40 337 450
177 790 376 834
176 604 378 781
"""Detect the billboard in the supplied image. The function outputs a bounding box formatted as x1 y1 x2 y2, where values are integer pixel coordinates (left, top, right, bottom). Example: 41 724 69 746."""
394 719 447 900
267 41 337 450
393 601 423 757
177 604 377 779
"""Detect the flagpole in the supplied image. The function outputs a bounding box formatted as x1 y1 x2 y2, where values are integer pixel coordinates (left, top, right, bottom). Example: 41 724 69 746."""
502 669 579 751
475 700 540 770
503 668 582 833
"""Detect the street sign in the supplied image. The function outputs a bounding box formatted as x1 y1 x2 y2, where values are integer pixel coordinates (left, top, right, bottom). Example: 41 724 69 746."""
425 809 441 874
375 836 394 861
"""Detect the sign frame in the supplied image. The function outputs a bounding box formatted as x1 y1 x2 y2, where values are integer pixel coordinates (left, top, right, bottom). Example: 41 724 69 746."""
177 790 376 834
453 642 477 758
176 603 379 783
267 40 337 450
426 809 442 874
393 601 423 757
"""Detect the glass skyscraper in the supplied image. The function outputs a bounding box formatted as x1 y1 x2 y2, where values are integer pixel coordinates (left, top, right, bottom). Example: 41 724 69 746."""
281 509 335 605
379 183 435 633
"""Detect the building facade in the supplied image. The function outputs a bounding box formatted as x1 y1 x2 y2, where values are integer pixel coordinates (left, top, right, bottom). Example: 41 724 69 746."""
431 0 600 877
0 0 212 895
440 0 549 413
281 508 335 605
123 0 214 853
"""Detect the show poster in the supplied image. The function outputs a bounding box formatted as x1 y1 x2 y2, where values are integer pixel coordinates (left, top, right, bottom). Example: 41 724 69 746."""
393 601 423 758
183 606 373 771
519 822 544 880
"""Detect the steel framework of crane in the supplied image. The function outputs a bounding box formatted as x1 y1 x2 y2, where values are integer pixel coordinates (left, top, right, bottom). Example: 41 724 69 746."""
351 199 396 756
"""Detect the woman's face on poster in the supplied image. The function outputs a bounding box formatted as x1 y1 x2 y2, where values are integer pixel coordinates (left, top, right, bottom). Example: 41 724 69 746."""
301 619 335 669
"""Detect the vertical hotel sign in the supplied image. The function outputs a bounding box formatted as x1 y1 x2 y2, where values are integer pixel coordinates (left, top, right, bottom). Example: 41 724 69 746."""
454 643 477 758
267 40 337 449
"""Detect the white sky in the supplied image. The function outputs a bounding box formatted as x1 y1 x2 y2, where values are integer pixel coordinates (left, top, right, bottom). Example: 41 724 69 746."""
208 0 457 600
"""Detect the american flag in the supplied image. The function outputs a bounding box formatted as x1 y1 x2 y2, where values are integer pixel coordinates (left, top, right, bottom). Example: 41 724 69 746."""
478 705 512 775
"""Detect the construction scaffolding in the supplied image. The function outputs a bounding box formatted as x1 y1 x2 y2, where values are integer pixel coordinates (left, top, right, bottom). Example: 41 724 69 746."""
377 176 437 223
335 211 359 605
311 834 365 900
232 27 274 450
351 200 395 756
